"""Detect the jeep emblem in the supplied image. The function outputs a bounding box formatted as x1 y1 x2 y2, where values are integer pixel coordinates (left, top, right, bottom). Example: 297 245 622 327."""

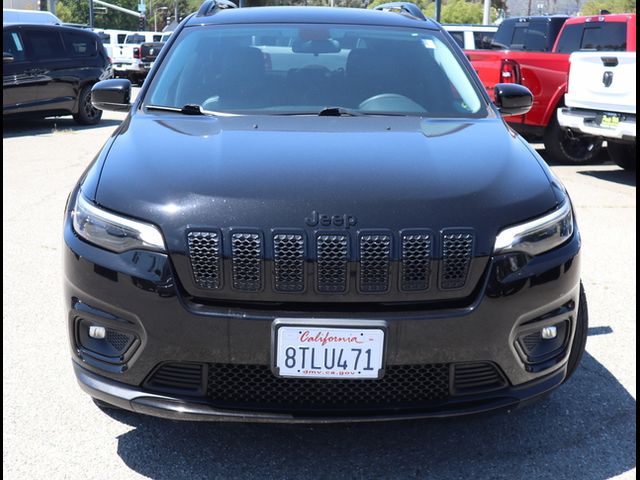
305 210 357 228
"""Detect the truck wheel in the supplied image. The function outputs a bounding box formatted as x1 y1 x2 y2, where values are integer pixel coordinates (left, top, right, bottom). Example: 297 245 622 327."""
543 116 602 165
564 283 588 382
607 141 636 170
73 85 103 125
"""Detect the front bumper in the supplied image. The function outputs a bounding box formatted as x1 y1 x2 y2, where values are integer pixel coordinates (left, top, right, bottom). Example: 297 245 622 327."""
64 217 582 422
75 361 565 423
557 107 636 141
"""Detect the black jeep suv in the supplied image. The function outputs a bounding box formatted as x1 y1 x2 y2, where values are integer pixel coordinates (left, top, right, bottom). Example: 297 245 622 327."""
3 24 111 124
64 1 587 422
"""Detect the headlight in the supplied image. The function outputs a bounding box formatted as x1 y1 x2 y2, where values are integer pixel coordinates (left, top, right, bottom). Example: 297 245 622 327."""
72 193 165 253
494 201 574 257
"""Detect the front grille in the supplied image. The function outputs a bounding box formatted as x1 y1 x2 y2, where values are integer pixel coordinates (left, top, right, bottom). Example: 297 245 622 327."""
401 233 432 291
207 363 449 412
186 228 477 297
452 362 507 394
273 234 305 292
441 232 474 289
359 235 391 293
231 233 262 292
188 231 222 289
316 235 349 293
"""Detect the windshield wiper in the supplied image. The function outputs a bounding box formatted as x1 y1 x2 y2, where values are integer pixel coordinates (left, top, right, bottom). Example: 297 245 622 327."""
317 106 364 117
146 104 239 117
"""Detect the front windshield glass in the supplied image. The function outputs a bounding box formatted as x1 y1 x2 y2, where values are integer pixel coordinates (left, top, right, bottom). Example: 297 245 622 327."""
145 24 486 116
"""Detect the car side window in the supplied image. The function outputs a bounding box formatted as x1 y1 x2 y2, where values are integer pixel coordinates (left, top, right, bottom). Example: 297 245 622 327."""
555 24 583 53
3 31 28 62
474 31 494 49
63 31 97 57
24 29 65 60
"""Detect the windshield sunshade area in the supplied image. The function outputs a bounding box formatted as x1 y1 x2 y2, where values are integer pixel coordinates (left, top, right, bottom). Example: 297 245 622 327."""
145 24 486 117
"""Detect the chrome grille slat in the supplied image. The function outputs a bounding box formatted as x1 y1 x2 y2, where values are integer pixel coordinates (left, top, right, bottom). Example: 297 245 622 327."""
316 235 349 293
273 234 305 292
401 233 432 292
359 234 391 293
231 233 263 292
187 231 222 289
441 232 474 290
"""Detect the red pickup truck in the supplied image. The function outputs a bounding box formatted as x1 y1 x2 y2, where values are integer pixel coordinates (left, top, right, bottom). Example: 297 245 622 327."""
467 14 637 164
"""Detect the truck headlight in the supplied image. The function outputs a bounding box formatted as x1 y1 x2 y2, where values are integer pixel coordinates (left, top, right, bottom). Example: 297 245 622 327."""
72 193 165 253
493 201 574 257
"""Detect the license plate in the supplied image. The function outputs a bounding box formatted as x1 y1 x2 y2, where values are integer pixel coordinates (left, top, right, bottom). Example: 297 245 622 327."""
597 113 621 129
273 321 386 379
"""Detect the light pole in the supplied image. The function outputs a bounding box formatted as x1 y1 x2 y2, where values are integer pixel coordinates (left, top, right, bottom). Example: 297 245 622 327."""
155 6 168 32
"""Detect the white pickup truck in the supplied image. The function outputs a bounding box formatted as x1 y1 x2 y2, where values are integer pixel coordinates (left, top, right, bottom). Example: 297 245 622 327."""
557 51 636 170
112 31 163 84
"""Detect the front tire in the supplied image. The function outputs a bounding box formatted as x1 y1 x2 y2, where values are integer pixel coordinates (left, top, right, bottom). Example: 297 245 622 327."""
607 141 636 170
564 283 589 382
73 84 103 125
543 116 603 165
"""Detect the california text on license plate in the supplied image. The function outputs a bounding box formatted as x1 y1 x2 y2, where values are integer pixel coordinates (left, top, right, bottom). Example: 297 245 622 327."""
274 322 386 379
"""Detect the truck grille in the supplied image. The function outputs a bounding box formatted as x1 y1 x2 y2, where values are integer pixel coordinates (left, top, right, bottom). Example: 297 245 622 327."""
186 229 476 298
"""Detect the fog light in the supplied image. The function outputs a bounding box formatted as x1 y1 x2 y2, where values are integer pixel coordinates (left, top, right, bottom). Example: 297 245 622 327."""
541 326 558 340
89 326 106 339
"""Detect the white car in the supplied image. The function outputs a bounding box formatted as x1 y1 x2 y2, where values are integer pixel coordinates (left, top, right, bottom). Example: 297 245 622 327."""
442 24 497 50
112 31 163 82
94 29 131 60
557 51 636 170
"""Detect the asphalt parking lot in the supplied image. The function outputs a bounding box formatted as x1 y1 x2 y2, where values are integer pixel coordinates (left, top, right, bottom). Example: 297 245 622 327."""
3 103 636 479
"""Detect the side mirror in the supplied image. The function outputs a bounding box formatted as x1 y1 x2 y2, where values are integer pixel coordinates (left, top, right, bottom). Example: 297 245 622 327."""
3 52 14 63
494 83 533 116
91 79 132 112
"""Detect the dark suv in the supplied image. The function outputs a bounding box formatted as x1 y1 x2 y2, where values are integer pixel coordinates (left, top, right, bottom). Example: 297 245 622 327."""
64 1 588 422
3 24 111 124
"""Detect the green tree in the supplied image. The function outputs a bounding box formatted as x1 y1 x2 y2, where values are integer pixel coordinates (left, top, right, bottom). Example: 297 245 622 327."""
55 0 192 30
580 0 636 14
368 0 497 23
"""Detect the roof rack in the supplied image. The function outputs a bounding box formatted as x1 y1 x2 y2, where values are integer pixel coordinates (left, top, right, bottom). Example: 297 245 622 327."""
196 0 237 17
373 2 426 21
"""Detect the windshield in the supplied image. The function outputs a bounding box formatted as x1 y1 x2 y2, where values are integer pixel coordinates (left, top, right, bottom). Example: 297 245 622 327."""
125 34 146 44
145 24 486 117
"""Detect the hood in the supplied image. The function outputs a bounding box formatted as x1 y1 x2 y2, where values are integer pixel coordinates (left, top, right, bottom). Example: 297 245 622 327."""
94 112 557 256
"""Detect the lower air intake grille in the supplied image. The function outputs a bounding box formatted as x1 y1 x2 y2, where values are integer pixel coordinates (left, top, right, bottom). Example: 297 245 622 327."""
207 363 449 412
452 362 507 394
145 363 205 395
441 232 474 290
